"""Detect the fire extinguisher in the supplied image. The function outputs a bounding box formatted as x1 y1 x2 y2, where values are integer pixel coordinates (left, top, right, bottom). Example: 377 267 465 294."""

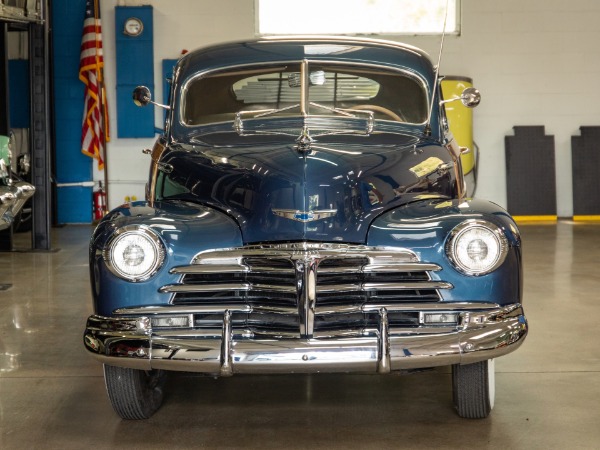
93 181 107 220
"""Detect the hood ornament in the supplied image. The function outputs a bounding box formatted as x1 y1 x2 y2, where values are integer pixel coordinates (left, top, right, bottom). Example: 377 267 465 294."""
272 208 337 223
295 125 313 154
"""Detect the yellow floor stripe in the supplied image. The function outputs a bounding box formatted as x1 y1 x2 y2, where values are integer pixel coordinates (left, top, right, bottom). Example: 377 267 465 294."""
513 215 558 223
572 215 600 222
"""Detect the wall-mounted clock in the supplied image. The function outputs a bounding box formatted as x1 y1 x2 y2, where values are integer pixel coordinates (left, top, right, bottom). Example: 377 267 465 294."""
124 17 144 36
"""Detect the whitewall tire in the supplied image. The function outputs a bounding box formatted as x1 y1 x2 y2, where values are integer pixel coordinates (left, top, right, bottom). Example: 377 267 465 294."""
452 359 495 419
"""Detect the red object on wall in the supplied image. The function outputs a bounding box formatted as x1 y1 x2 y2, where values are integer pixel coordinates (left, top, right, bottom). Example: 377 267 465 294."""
93 187 106 220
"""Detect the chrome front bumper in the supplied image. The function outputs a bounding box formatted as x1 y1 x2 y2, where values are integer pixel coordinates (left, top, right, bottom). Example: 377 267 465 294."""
84 304 527 375
0 181 35 230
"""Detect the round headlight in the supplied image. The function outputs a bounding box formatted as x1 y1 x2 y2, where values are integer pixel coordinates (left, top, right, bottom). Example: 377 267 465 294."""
446 220 508 276
103 225 165 281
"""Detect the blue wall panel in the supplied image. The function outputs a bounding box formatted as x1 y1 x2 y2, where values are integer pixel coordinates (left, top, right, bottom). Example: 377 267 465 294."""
115 85 155 138
52 0 92 223
57 187 92 224
115 6 155 138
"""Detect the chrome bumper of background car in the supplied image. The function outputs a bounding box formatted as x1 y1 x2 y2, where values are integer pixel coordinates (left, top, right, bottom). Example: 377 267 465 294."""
84 304 527 375
0 182 35 229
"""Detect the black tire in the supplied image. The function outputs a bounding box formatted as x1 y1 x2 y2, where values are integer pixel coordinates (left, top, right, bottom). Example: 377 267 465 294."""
13 204 32 232
103 365 166 419
452 359 495 419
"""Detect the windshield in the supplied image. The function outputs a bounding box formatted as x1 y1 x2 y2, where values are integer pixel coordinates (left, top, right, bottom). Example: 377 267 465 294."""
181 63 428 126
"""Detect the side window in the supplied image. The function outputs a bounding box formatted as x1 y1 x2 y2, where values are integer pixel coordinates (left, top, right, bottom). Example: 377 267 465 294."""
155 171 190 200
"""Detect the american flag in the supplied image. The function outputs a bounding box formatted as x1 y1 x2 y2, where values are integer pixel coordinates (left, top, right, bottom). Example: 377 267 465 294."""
79 0 109 170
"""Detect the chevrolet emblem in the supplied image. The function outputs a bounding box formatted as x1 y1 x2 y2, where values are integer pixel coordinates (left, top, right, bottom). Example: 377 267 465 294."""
272 208 337 223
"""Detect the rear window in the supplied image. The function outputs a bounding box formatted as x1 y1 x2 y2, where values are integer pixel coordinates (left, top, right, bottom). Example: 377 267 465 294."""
233 71 380 103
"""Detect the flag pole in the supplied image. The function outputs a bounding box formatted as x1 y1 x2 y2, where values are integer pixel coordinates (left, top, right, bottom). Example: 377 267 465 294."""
81 0 110 218
100 82 109 214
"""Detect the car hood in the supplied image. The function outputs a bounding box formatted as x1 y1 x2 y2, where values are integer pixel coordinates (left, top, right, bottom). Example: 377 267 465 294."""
159 134 455 244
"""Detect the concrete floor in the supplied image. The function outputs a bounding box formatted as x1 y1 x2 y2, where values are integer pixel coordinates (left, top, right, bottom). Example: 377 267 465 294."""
0 223 598 449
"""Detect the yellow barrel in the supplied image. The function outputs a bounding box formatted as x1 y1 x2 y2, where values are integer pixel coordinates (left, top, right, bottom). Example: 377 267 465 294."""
441 76 475 176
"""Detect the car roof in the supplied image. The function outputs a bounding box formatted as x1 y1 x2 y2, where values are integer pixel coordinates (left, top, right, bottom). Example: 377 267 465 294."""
175 36 436 88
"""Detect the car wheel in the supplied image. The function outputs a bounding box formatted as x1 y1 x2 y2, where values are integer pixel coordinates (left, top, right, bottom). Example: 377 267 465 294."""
452 359 495 419
103 364 166 419
13 205 32 232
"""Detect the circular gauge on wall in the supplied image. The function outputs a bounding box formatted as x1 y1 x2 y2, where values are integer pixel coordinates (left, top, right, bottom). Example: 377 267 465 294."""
124 17 144 37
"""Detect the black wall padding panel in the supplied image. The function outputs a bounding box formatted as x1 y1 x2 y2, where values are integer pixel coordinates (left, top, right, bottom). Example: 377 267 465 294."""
572 126 600 216
505 126 556 216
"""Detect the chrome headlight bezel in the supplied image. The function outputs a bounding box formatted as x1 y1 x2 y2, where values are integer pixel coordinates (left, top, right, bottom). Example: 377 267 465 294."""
445 219 508 276
103 225 165 282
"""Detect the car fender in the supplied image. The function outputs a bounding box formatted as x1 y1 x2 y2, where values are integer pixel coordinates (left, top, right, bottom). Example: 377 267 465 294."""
90 201 243 316
367 198 522 305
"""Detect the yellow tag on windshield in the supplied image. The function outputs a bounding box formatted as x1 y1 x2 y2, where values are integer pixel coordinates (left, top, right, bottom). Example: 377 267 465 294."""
410 157 445 178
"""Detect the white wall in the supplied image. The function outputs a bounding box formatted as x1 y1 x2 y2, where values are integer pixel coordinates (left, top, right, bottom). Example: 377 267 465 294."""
100 0 600 216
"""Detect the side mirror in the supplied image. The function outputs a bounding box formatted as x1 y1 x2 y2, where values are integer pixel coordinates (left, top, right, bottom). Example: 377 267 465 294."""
132 86 170 110
132 86 152 107
460 87 481 108
440 87 481 108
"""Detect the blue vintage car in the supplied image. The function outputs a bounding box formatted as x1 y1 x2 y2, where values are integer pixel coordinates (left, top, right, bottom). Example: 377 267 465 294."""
84 37 527 420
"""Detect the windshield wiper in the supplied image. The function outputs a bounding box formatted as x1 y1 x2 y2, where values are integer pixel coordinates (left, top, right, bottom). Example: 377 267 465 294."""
308 102 357 118
234 102 374 137
234 104 301 135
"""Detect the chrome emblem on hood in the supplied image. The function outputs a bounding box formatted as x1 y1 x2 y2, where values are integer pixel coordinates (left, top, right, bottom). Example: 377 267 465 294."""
272 208 337 223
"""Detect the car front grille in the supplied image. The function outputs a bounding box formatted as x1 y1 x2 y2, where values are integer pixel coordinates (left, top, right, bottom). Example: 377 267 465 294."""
159 243 452 337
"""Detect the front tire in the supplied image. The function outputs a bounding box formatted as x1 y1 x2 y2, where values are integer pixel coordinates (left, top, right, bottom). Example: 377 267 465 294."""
103 365 166 419
452 359 495 419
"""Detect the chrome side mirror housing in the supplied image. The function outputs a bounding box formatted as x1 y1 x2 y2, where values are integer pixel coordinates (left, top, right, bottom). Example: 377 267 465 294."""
132 86 152 107
460 87 481 108
132 86 170 110
440 86 481 109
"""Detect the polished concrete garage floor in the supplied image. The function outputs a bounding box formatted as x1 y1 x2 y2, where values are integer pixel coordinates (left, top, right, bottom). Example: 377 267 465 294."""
0 223 598 449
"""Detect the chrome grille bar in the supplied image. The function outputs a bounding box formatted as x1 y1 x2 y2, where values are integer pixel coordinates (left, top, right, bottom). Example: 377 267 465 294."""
114 302 500 317
170 264 295 275
190 243 419 264
160 281 452 294
170 265 250 274
160 283 297 294
361 263 441 273
316 281 452 293
160 283 251 293
170 263 441 275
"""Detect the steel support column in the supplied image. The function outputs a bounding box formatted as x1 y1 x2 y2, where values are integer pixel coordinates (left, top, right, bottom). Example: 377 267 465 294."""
29 18 51 250
0 23 8 136
0 22 13 251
